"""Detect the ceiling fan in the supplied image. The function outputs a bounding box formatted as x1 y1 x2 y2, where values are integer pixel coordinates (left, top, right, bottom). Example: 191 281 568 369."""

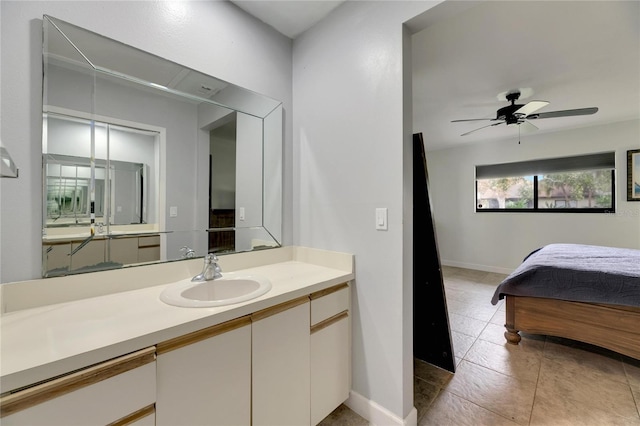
452 90 598 136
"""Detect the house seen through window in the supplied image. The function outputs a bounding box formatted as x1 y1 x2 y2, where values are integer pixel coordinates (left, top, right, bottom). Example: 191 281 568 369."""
476 152 615 213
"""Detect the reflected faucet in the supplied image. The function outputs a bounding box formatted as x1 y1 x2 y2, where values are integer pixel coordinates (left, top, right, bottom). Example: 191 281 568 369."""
192 253 222 282
180 246 196 259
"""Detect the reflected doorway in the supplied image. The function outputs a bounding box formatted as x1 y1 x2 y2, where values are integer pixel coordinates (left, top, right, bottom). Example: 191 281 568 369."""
209 114 237 253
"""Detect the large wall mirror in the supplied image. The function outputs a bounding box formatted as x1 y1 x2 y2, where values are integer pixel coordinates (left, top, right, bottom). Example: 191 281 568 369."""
42 15 283 277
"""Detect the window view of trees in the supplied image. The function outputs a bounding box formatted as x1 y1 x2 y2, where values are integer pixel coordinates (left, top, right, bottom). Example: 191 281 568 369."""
477 177 533 209
537 170 612 209
477 170 614 212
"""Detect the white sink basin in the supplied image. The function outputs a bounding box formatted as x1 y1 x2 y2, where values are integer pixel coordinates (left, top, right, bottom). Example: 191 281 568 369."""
160 273 272 308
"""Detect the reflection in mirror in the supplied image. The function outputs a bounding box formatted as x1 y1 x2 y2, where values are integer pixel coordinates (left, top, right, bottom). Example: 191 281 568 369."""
209 114 237 253
42 15 283 277
44 114 157 227
46 156 148 226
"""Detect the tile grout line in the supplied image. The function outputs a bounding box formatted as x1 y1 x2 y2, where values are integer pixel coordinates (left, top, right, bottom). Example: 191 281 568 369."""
525 335 548 425
621 362 640 419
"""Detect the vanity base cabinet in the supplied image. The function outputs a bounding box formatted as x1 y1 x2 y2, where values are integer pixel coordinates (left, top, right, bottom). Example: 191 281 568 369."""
252 297 311 426
43 235 161 276
0 348 156 426
155 316 252 426
2 283 352 426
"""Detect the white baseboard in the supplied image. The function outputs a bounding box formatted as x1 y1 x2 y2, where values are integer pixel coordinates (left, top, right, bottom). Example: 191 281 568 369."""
344 390 417 426
441 259 514 275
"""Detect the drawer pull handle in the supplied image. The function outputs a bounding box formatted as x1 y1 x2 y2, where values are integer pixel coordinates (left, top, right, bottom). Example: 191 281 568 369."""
311 310 349 334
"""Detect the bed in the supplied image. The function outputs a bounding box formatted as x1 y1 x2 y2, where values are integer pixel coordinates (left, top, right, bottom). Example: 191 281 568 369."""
491 243 640 360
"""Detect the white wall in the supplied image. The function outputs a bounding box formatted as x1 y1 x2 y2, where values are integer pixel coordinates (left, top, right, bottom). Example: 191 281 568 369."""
235 113 263 228
292 1 440 422
426 119 640 273
0 1 293 283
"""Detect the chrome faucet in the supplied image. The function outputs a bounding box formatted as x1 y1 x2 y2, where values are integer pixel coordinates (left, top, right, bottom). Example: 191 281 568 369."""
180 246 196 259
192 253 222 282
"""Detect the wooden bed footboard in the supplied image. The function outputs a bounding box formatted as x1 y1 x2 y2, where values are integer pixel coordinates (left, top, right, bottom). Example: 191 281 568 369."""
504 295 640 360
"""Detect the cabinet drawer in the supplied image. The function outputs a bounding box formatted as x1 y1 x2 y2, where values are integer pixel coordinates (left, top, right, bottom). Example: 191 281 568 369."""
138 235 160 248
138 246 160 263
310 283 349 326
1 347 156 425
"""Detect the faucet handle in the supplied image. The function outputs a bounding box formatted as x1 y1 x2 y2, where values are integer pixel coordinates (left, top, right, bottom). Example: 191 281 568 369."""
205 253 218 263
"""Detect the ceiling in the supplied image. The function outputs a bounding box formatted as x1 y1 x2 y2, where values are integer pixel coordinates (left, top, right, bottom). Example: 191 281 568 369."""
230 1 346 39
412 1 640 150
233 1 639 151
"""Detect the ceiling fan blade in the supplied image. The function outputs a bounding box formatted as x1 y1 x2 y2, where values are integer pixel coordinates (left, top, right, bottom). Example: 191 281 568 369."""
451 118 494 122
519 120 538 133
526 107 598 120
514 100 549 117
460 121 503 136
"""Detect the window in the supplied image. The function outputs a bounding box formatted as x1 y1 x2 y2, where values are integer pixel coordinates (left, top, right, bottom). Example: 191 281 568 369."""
476 153 615 213
477 176 534 209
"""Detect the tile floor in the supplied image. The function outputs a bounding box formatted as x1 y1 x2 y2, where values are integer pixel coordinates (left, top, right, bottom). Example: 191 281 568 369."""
323 266 640 425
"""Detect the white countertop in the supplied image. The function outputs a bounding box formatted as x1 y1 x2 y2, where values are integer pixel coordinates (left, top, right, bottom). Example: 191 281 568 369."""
42 230 160 242
42 223 159 242
0 259 353 393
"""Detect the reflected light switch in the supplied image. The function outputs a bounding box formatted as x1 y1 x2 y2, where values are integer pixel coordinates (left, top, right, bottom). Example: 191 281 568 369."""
170 206 178 217
376 208 387 231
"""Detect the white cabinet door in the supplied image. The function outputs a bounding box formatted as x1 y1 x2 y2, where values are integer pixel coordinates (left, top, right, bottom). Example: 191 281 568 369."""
310 283 351 425
1 348 156 426
108 236 139 265
155 316 252 426
252 297 311 426
311 314 350 425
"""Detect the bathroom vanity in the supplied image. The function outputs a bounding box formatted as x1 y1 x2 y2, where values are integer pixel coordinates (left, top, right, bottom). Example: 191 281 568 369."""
43 232 161 274
0 246 354 425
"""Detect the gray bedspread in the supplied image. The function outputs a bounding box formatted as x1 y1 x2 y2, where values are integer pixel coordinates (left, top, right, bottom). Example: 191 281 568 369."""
491 243 640 307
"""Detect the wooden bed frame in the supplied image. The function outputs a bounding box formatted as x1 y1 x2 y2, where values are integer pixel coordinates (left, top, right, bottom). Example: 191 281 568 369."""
504 295 640 360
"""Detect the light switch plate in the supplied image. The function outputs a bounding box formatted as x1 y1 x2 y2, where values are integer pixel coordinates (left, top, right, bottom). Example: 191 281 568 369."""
376 208 387 230
169 206 178 217
239 207 245 221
